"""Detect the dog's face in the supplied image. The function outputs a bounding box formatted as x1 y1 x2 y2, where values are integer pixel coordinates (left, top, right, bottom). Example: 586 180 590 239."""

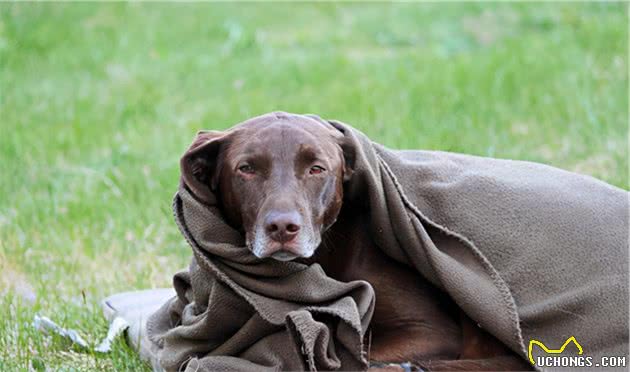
182 115 350 261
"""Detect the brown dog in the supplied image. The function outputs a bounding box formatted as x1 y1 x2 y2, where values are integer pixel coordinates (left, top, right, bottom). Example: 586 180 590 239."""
182 113 530 371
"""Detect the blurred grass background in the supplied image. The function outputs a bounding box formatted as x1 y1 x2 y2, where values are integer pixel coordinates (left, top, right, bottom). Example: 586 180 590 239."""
0 2 627 370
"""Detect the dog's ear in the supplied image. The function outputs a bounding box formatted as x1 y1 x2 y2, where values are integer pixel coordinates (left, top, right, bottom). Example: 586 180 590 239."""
339 138 356 182
327 120 356 182
180 130 228 203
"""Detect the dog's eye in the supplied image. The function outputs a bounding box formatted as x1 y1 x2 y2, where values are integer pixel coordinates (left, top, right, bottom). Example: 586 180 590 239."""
238 164 255 174
309 165 326 175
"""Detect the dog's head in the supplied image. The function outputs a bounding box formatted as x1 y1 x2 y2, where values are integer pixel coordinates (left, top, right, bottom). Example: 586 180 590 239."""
180 113 354 261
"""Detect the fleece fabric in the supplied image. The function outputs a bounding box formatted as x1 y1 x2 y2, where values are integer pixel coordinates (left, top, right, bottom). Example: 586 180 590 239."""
144 113 628 371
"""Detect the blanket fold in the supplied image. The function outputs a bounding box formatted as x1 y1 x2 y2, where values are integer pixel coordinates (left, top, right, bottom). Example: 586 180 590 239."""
146 183 375 372
146 113 628 371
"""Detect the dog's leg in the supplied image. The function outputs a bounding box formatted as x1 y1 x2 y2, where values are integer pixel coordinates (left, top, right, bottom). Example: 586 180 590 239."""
419 355 532 371
369 356 531 372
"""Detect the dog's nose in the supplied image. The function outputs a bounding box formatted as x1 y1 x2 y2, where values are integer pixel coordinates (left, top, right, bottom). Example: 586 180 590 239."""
264 211 301 243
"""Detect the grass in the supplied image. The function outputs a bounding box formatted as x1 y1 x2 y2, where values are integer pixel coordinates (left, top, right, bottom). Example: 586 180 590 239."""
0 2 627 370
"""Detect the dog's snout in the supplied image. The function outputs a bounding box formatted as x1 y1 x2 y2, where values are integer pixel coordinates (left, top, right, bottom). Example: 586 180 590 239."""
265 211 301 243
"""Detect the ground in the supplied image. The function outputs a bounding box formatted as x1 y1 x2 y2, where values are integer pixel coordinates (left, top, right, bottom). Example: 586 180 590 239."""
0 3 627 371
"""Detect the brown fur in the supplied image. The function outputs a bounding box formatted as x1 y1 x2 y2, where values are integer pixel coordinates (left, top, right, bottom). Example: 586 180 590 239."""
183 115 530 371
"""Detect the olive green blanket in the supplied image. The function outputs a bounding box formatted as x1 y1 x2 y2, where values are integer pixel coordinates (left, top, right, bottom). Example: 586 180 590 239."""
114 114 628 371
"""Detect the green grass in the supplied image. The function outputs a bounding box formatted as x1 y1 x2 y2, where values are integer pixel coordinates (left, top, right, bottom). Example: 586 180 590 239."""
0 2 627 370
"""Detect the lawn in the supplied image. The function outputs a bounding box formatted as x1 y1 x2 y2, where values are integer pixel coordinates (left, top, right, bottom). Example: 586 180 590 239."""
0 2 627 371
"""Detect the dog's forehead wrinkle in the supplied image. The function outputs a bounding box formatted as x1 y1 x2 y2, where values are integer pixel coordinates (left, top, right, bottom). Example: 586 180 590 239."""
240 129 332 177
233 113 340 139
237 121 338 159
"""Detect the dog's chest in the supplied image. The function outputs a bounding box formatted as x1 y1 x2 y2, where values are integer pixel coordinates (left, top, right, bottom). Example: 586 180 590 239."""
314 214 461 342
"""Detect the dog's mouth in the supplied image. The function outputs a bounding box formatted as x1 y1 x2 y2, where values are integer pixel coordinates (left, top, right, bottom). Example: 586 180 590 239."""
260 240 308 261
247 223 321 261
266 240 318 261
270 251 300 261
